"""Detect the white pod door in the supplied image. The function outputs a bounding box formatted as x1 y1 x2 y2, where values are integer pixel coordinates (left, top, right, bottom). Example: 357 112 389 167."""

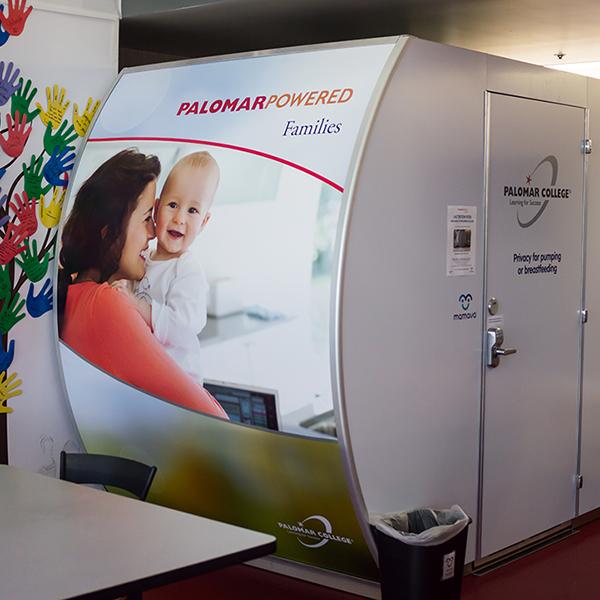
481 93 584 556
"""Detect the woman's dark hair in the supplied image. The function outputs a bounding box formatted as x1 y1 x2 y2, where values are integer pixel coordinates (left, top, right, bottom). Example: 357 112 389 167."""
58 148 160 332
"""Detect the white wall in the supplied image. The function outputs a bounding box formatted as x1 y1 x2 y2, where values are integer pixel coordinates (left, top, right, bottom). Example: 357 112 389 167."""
6 1 118 473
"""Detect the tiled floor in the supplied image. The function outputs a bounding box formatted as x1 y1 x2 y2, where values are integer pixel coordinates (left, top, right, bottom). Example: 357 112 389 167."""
147 519 600 599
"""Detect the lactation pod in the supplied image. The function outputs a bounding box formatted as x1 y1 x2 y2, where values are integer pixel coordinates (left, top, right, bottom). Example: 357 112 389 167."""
339 36 600 564
56 33 600 587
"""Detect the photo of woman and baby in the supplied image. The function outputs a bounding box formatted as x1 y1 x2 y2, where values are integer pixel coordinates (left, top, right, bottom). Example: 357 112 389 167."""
58 148 229 419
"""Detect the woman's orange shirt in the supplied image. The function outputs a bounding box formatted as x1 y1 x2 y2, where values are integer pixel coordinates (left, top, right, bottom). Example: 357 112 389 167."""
61 282 228 418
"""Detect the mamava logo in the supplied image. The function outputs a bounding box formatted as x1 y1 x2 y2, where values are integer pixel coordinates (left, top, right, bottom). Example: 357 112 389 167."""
503 155 572 228
459 293 472 311
453 293 476 321
277 515 354 549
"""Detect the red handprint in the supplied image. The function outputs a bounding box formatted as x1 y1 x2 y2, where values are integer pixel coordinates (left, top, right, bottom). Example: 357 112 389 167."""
0 111 31 158
0 222 26 264
10 190 37 237
0 0 32 36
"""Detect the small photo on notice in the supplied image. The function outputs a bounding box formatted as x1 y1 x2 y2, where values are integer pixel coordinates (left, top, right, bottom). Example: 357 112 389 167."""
453 228 471 250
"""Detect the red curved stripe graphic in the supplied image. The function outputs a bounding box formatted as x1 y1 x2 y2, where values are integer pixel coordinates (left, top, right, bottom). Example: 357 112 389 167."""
88 136 344 192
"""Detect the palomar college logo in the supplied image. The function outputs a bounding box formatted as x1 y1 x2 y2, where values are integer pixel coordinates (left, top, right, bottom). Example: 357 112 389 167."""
503 155 572 228
277 515 354 549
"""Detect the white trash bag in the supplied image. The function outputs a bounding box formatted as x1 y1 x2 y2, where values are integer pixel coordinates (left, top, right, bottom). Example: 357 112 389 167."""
370 505 469 547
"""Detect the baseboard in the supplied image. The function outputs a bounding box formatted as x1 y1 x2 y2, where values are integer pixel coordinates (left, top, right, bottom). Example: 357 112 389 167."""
247 556 381 598
574 506 600 528
472 523 576 575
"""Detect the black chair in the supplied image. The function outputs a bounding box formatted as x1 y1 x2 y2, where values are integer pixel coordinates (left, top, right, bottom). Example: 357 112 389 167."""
59 451 157 501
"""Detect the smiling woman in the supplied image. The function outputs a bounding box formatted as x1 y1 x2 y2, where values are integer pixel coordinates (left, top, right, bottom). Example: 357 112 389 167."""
57 149 228 418
113 180 156 281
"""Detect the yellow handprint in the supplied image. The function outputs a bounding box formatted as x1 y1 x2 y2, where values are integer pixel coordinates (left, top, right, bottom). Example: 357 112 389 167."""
0 370 22 414
39 187 66 228
36 85 70 130
73 97 100 137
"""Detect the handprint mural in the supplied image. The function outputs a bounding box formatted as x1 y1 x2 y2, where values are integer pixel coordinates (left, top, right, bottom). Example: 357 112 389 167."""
0 2 101 414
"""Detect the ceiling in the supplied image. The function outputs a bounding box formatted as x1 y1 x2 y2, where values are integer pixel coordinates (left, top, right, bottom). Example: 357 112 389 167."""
119 0 600 68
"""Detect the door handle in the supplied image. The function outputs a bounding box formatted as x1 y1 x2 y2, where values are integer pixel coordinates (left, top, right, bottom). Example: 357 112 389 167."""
487 327 517 368
495 347 517 357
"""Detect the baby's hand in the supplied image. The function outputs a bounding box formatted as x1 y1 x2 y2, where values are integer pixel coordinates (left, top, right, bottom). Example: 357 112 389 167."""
111 279 152 327
111 279 134 301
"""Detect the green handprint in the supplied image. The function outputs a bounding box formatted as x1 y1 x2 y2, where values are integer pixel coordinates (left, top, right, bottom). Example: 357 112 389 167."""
15 238 50 282
10 78 39 123
22 154 52 199
0 265 11 300
0 292 25 334
43 120 77 156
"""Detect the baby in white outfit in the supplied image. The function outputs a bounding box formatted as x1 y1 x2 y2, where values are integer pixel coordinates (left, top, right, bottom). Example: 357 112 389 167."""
117 151 219 385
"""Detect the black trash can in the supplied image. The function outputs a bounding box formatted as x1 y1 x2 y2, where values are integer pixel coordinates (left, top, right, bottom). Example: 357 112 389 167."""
371 506 470 600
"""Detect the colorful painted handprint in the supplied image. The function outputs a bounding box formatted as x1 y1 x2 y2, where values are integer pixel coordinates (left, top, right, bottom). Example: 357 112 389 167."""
0 60 20 106
39 186 65 229
43 119 77 157
0 5 10 47
73 97 100 137
43 147 75 187
15 238 50 282
0 0 32 37
22 153 52 198
36 84 69 130
11 77 39 122
0 110 31 157
10 191 37 237
26 279 52 317
0 222 26 264
0 370 22 413
0 291 25 333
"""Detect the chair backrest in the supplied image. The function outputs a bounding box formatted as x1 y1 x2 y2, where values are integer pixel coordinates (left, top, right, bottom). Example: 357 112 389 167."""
59 451 157 501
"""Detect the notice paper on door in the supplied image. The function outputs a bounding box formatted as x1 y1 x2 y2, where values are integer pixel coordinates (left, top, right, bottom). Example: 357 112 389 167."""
447 206 476 276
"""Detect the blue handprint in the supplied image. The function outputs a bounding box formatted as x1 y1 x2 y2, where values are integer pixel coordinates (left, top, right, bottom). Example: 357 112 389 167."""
0 6 10 48
0 167 5 181
0 339 14 372
43 147 75 187
0 195 9 235
26 279 52 318
0 61 20 106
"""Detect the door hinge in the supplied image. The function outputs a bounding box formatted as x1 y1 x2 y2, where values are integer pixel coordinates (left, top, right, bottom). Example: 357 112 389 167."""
583 139 593 154
582 309 589 324
576 474 584 489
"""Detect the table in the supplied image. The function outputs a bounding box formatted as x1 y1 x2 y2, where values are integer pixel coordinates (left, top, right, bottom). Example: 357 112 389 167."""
0 465 276 599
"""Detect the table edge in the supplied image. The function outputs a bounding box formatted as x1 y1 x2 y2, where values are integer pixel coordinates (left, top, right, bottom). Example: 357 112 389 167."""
67 538 276 600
